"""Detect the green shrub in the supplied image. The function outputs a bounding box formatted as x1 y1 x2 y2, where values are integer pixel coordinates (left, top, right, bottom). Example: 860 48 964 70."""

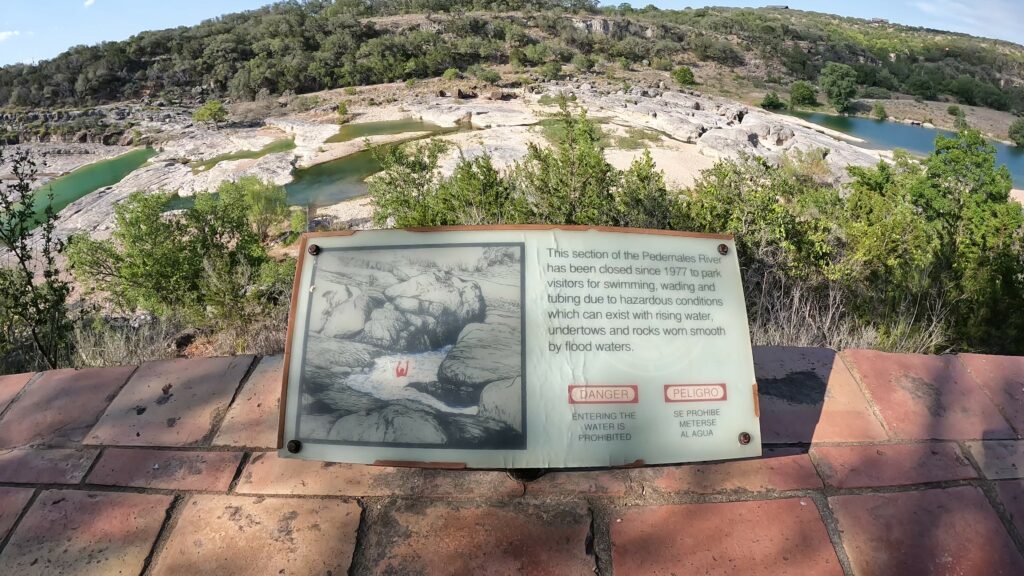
948 105 964 117
343 86 358 95
872 103 887 120
442 67 460 80
672 66 696 86
789 81 817 105
859 86 891 99
571 53 595 71
472 66 501 85
539 61 562 81
370 107 1024 355
336 101 349 122
67 178 294 334
192 100 228 128
289 209 307 236
650 57 672 71
1010 118 1024 147
760 91 786 110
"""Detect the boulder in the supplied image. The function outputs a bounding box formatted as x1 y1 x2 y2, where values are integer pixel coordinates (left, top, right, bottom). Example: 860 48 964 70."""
478 377 522 433
327 403 447 444
303 335 384 392
315 382 385 415
383 270 485 346
435 322 522 406
443 413 521 448
312 283 383 339
297 414 339 439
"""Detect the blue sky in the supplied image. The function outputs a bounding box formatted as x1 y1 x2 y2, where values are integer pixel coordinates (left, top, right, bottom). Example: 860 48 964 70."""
1 0 1022 66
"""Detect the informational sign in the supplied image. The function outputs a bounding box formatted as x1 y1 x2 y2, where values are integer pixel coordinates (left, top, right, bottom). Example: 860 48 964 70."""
278 226 761 468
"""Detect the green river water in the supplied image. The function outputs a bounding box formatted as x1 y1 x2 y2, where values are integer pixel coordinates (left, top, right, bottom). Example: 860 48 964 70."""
29 119 462 218
30 147 157 223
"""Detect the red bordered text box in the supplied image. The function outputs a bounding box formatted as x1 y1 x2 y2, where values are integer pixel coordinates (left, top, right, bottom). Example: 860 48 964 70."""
663 384 727 403
568 385 639 404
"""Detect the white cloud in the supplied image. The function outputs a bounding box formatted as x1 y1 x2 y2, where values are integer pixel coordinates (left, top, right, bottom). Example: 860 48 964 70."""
0 31 21 43
84 0 95 6
912 0 1024 45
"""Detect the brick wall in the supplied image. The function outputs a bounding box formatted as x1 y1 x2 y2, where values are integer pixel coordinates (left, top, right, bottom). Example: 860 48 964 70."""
0 348 1022 574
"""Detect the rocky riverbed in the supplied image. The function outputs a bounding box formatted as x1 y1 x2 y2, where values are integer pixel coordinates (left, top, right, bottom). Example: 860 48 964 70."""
16 76 898 247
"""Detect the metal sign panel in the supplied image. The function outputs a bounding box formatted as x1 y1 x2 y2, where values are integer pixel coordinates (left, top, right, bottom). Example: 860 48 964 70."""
279 226 761 468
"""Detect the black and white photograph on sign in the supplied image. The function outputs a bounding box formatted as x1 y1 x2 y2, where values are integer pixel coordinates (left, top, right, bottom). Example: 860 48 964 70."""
297 243 526 450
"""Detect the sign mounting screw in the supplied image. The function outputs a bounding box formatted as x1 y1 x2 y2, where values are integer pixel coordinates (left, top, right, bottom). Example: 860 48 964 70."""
738 432 751 445
307 244 321 256
286 440 302 453
718 244 729 256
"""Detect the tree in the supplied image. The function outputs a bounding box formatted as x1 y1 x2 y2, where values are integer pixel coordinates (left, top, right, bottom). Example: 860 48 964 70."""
0 146 74 371
760 91 786 110
819 62 858 112
193 99 228 128
1010 119 1024 147
790 81 817 106
672 66 696 86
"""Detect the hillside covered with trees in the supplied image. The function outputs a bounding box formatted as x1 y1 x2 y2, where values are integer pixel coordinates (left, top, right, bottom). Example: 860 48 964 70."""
1 0 1023 114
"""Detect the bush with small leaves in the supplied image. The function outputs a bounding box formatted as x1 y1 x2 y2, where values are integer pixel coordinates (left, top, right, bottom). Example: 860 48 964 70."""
1010 118 1024 147
192 100 228 128
672 66 696 86
540 61 562 81
760 91 786 110
789 81 817 106
872 103 887 120
571 53 594 71
0 145 74 371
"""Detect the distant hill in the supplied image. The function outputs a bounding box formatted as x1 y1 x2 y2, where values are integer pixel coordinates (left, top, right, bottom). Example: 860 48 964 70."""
1 0 1022 113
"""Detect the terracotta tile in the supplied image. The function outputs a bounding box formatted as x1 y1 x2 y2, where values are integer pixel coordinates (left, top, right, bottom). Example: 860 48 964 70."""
0 490 172 576
86 356 252 447
831 487 1024 575
0 448 99 484
612 499 842 575
87 448 243 491
150 494 359 576
755 346 887 443
213 355 283 448
637 453 822 495
995 480 1024 536
843 350 1015 440
0 487 34 542
812 443 976 488
366 502 593 575
964 440 1024 479
0 372 33 415
525 469 629 497
0 366 134 448
235 451 522 498
959 354 1024 436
